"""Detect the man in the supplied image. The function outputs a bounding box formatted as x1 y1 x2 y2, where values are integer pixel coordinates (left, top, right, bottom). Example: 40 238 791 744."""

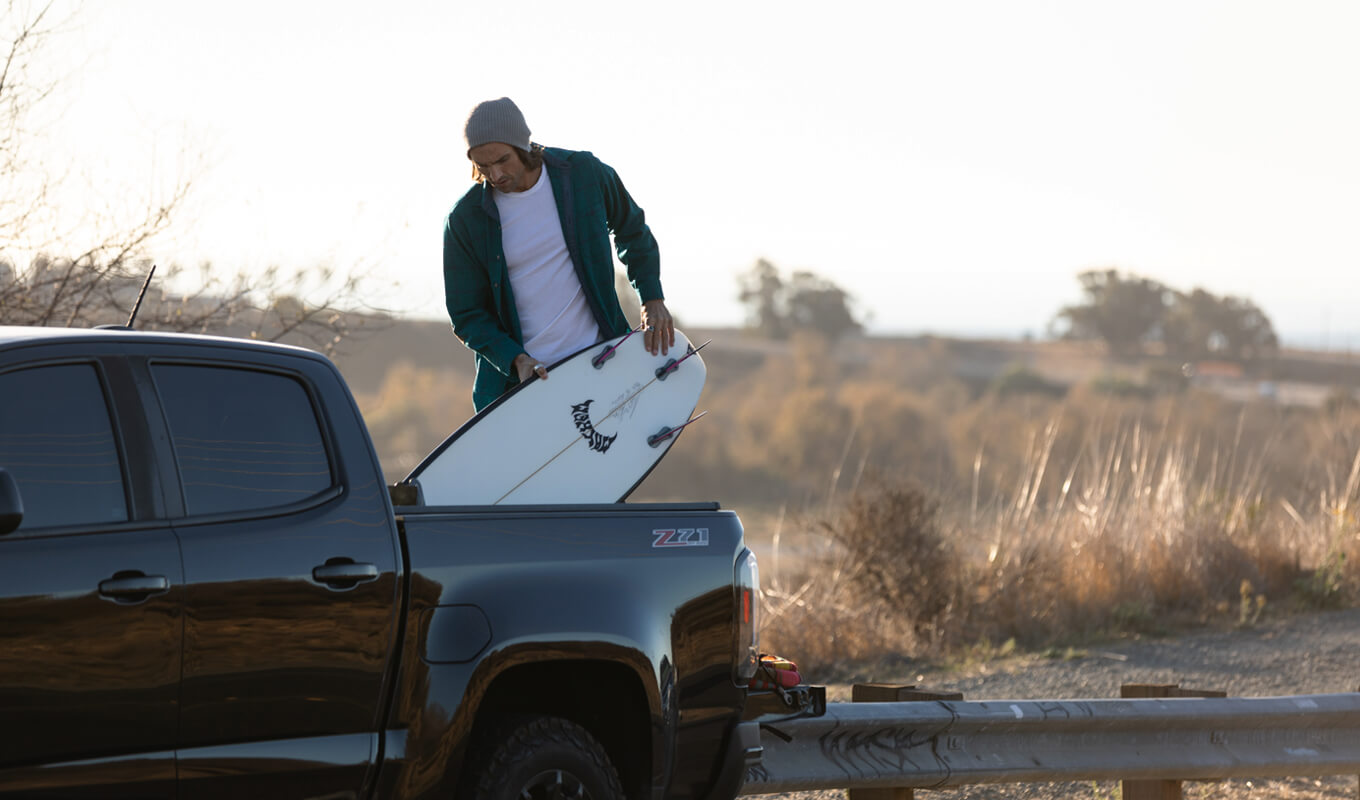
443 97 675 411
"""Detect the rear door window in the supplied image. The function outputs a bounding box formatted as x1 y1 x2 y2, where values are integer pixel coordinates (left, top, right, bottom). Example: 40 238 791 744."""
151 364 333 516
0 363 128 529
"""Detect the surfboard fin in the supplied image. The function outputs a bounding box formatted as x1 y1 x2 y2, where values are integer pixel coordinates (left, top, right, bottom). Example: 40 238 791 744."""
647 410 708 448
654 339 712 381
591 323 647 369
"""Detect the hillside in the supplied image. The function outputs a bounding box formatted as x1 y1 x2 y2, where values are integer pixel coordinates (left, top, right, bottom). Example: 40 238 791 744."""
310 315 1360 679
331 317 1360 406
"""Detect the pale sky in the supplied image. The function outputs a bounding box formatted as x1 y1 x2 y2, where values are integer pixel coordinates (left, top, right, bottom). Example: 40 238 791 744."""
28 0 1360 348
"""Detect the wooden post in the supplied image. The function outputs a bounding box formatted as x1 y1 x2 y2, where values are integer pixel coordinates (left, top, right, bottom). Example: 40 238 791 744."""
1120 683 1228 800
852 683 966 703
847 684 965 800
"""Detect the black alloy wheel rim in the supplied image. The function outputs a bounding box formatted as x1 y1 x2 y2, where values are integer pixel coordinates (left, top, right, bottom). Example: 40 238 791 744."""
518 768 590 800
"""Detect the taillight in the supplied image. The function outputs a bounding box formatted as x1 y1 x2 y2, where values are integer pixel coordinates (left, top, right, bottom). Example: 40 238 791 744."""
734 548 759 685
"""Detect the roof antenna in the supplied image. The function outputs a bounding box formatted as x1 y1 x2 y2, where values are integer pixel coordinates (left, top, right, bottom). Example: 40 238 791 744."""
97 264 156 330
125 264 156 329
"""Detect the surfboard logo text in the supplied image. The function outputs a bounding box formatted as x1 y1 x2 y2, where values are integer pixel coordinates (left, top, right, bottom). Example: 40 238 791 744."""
652 528 710 548
571 400 617 453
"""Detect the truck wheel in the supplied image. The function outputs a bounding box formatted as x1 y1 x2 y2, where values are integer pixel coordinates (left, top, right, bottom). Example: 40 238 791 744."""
471 715 624 800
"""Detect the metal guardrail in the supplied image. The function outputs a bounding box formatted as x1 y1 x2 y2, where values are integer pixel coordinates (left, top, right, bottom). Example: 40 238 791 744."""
739 693 1360 795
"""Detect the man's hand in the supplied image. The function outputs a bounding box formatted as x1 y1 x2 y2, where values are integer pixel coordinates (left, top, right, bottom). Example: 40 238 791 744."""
513 353 548 382
641 299 675 356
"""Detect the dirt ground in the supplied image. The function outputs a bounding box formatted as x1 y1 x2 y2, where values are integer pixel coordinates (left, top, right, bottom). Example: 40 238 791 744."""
744 607 1360 799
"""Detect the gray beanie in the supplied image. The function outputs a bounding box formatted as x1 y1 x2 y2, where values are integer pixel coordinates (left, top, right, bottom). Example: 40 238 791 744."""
464 97 532 154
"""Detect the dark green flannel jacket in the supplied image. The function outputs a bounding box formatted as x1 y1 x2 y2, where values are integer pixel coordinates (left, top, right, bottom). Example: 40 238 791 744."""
443 147 663 411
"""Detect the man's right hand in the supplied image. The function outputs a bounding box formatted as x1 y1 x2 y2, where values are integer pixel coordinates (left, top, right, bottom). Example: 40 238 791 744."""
513 353 548 383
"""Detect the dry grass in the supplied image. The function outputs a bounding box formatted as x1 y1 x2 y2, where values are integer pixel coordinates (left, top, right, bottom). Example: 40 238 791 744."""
348 328 1360 669
757 397 1360 670
739 339 1360 670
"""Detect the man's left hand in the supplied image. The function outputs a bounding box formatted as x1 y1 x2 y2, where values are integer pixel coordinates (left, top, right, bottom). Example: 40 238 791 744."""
641 299 675 356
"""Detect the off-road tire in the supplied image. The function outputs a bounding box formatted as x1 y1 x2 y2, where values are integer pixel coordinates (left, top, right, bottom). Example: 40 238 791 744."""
470 715 624 800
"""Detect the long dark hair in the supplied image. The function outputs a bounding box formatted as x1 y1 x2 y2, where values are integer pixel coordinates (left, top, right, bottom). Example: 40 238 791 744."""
471 143 544 183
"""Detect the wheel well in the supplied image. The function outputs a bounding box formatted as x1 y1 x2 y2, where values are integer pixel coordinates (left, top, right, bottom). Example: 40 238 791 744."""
471 659 652 799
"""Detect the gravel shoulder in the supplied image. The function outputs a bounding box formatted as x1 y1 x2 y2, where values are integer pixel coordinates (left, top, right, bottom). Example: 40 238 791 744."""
751 607 1360 800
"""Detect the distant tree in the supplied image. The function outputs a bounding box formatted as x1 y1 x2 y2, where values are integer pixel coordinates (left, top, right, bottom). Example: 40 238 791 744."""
1051 269 1171 357
1053 269 1278 364
784 270 863 341
1163 288 1277 363
1215 294 1278 362
736 259 862 341
1160 288 1221 360
736 258 787 338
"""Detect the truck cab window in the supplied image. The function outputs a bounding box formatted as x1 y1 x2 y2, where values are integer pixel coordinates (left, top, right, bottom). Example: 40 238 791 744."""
151 364 333 516
0 363 128 529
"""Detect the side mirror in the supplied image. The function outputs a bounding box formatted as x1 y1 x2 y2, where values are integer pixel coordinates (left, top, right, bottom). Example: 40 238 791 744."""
0 469 23 535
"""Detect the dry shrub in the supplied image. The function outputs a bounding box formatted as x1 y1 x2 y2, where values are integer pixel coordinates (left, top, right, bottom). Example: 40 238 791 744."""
354 361 472 481
760 387 854 476
761 401 1360 673
725 334 855 483
759 575 915 669
757 483 965 669
836 382 957 486
1285 445 1360 609
822 483 960 639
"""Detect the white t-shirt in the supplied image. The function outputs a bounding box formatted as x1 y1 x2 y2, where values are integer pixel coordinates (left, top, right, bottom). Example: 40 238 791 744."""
492 168 601 366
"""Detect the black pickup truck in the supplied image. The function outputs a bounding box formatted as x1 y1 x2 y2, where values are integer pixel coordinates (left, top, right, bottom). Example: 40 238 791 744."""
0 326 763 800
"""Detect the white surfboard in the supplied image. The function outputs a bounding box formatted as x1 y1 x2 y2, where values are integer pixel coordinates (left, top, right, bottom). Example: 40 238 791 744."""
405 328 707 505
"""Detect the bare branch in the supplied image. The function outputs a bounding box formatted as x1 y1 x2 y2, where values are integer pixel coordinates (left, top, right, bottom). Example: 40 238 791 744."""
0 3 381 353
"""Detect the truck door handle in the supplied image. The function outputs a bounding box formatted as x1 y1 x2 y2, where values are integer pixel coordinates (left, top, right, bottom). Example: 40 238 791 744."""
312 560 379 589
99 573 170 602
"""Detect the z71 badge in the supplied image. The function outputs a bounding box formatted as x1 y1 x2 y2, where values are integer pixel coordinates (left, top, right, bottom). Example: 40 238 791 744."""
652 528 710 548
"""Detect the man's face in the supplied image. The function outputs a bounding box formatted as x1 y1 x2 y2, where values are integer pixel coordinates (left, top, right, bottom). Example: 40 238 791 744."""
469 142 537 193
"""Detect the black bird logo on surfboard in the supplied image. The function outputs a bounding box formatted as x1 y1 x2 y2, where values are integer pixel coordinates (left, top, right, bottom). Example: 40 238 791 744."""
570 400 618 453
